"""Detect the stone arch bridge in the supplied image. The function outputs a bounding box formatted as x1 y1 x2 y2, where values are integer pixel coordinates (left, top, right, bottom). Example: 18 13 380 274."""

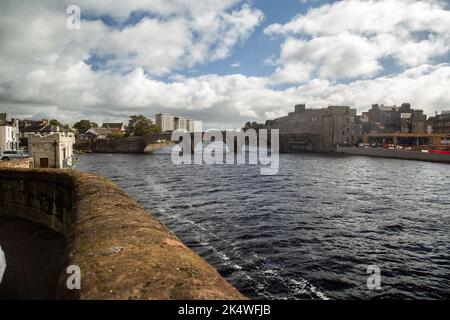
74 132 324 154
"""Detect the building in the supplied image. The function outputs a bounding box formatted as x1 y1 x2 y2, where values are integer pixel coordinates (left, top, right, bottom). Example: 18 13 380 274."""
427 111 450 134
155 113 174 132
266 104 361 150
192 120 203 133
19 118 48 129
20 124 60 140
362 104 400 132
19 123 63 149
101 123 125 133
187 119 194 133
28 132 75 168
321 106 360 148
175 117 189 131
363 132 450 150
266 104 327 135
156 113 202 133
79 127 112 141
362 103 427 134
0 113 20 153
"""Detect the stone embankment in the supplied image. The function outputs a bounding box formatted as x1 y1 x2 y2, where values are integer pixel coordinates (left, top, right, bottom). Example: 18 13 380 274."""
337 146 450 164
0 168 245 300
0 158 33 169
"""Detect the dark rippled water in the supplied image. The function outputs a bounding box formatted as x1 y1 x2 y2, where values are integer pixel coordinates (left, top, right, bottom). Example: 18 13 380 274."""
76 151 450 300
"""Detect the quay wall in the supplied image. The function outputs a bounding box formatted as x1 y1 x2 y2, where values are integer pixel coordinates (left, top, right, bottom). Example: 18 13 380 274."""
0 168 245 300
337 146 450 164
74 137 148 153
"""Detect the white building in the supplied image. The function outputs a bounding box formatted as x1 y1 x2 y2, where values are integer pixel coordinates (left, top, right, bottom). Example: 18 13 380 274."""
193 120 203 133
0 114 20 153
156 113 175 132
175 117 189 131
187 119 194 132
28 132 75 168
156 113 203 133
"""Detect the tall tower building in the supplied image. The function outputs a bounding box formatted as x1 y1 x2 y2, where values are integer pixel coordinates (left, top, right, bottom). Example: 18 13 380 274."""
155 113 175 132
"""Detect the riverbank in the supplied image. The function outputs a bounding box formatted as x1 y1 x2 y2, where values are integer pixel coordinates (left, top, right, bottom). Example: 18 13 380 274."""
337 146 450 164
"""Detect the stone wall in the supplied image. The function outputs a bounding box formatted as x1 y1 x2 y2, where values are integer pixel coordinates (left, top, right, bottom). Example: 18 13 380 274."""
76 133 329 154
74 134 173 154
279 133 324 152
337 146 450 163
0 158 33 169
0 168 245 300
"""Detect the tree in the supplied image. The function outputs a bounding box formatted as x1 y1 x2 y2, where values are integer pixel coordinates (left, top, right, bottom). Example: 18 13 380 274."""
126 115 160 137
242 121 265 131
73 120 98 133
49 119 63 127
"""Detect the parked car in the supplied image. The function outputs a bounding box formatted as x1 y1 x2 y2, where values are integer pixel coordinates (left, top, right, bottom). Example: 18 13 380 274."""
1 150 29 161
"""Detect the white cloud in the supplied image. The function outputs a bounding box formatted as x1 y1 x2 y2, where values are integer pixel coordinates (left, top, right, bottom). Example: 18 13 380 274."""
2 58 450 128
265 0 450 81
265 0 450 37
271 62 312 84
0 0 263 78
290 64 450 113
1 0 450 129
272 33 381 82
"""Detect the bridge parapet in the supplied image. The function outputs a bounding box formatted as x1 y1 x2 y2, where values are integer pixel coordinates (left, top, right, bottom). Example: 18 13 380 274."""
0 168 245 300
73 132 326 154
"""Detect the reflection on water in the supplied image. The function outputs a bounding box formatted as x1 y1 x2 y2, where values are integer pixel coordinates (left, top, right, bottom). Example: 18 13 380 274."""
76 151 450 299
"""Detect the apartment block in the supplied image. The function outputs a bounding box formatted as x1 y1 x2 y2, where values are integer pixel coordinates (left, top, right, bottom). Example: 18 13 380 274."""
155 113 202 133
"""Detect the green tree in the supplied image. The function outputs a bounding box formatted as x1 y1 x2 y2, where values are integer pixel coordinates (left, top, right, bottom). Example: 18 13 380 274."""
49 119 63 127
73 120 98 133
242 121 265 131
126 115 160 136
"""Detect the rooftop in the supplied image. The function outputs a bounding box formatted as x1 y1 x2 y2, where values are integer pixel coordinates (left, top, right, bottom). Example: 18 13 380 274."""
102 123 124 130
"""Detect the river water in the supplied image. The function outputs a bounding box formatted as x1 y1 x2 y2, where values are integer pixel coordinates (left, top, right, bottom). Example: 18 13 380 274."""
76 151 450 299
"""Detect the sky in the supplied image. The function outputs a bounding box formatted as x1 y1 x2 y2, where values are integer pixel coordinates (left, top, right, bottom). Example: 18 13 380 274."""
1 0 450 129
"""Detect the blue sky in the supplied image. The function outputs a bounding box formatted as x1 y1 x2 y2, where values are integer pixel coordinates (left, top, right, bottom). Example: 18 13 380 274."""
1 0 450 128
180 0 314 78
83 0 327 79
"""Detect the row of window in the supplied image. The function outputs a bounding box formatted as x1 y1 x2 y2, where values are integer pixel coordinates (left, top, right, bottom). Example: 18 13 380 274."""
434 122 450 127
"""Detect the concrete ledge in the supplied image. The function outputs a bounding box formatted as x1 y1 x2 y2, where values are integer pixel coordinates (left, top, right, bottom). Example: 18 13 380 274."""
337 146 450 164
0 168 245 300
